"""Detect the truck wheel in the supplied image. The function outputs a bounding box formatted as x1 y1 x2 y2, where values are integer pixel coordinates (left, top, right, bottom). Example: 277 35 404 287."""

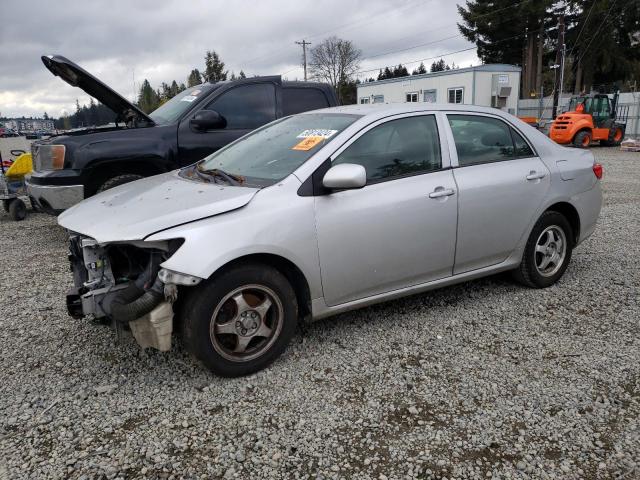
8 199 27 221
98 174 143 192
181 263 298 377
513 211 573 288
573 131 591 148
602 126 624 147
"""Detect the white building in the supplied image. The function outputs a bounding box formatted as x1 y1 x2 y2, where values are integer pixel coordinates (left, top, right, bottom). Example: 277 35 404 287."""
357 64 521 115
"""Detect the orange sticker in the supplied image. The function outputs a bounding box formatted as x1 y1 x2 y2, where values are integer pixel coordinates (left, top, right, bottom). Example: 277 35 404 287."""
292 136 324 151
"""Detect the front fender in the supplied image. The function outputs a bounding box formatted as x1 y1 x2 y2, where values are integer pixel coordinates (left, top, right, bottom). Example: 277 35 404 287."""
145 180 323 299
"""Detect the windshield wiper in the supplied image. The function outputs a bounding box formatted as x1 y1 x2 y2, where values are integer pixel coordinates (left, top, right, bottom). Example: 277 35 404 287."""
196 166 244 186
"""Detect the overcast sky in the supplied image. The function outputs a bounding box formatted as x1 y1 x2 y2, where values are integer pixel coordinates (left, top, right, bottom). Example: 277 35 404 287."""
1 0 479 119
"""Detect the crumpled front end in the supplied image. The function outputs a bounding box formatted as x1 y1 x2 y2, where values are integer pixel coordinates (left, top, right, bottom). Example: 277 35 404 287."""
66 234 202 351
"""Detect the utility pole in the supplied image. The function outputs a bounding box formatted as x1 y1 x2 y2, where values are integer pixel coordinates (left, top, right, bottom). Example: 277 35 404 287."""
295 40 311 81
552 14 565 119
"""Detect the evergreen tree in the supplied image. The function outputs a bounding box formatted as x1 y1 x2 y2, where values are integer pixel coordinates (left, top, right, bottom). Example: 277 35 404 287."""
203 50 227 82
187 69 202 87
392 64 409 77
170 80 179 98
239 70 246 79
431 59 447 72
412 62 427 75
137 79 160 113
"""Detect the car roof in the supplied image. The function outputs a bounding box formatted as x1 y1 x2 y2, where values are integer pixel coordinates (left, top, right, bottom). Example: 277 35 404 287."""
304 103 516 120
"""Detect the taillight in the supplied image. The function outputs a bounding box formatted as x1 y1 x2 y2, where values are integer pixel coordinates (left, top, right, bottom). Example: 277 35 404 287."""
593 163 603 179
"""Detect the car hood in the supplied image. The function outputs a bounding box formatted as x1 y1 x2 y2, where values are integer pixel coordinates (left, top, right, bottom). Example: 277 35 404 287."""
58 171 259 243
42 55 153 126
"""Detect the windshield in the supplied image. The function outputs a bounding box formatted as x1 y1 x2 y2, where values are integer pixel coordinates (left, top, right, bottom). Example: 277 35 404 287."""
195 113 361 186
149 86 213 125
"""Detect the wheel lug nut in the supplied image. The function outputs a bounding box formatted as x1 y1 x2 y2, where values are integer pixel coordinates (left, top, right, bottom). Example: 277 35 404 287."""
236 321 240 327
252 323 257 329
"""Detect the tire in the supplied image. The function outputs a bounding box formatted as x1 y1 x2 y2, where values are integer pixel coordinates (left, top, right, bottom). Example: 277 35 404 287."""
181 263 298 377
513 211 574 288
98 174 143 193
573 130 592 148
601 126 624 147
8 198 27 221
2 200 10 213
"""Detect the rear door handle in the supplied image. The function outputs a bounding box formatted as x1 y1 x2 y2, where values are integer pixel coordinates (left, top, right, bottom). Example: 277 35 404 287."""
526 171 546 181
429 187 455 199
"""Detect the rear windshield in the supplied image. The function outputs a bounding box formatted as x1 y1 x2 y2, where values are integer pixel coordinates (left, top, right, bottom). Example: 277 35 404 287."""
149 86 214 125
196 113 361 186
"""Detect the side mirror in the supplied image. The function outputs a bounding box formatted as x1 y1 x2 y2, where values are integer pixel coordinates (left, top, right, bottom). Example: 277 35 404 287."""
190 110 226 131
322 163 367 190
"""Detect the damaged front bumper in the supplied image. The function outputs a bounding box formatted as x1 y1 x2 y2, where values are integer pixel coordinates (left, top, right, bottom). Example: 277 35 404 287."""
66 234 202 351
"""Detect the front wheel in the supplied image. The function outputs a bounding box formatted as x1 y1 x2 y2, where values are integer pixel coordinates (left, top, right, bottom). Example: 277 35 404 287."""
513 211 574 288
8 198 27 221
181 264 298 377
573 130 592 148
97 174 143 193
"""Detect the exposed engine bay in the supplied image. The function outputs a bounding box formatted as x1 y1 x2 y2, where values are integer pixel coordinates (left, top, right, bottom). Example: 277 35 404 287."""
65 234 200 350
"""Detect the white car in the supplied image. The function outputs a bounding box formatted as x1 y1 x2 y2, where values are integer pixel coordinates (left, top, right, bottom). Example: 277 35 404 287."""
59 104 603 376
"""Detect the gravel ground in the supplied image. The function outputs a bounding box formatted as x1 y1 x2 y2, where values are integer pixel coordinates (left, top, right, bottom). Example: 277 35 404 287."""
0 148 638 480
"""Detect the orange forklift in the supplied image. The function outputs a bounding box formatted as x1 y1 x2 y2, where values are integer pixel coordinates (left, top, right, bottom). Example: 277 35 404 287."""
549 91 628 148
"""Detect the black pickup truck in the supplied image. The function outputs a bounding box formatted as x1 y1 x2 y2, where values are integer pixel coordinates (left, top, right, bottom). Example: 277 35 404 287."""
27 55 338 213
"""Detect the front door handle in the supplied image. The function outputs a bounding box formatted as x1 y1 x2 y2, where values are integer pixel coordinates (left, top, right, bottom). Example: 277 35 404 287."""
429 187 455 199
526 170 546 181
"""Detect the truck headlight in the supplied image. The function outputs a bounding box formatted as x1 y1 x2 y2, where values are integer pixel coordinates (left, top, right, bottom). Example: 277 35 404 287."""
158 268 202 286
33 144 65 171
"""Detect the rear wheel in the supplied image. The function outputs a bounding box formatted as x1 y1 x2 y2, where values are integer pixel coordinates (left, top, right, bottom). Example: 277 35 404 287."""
181 264 298 377
513 211 573 288
8 198 27 221
98 174 143 193
573 130 592 148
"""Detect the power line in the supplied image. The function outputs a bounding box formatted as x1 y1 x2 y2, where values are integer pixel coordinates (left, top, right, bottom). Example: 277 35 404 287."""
274 0 535 76
573 0 619 69
241 0 432 68
565 0 596 60
353 27 545 77
283 5 541 78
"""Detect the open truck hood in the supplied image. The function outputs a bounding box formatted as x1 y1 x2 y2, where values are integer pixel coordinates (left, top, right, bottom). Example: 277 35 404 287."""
42 55 154 126
58 171 259 243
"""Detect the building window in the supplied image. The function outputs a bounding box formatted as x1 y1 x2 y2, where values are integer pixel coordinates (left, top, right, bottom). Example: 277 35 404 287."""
360 98 370 104
448 87 464 104
405 92 418 103
372 95 384 104
423 90 437 103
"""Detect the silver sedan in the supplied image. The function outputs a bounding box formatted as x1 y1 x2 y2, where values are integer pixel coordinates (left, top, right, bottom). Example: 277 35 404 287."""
59 104 603 376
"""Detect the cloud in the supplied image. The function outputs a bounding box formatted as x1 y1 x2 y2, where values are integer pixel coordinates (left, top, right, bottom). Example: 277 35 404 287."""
1 0 479 118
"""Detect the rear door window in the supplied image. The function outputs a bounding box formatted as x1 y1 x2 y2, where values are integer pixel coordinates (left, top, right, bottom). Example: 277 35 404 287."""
206 83 276 129
448 115 516 166
282 87 330 116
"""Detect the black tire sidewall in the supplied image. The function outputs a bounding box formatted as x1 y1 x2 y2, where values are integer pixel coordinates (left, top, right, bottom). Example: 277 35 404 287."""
98 174 144 193
183 264 298 377
521 211 574 288
573 131 591 148
8 199 26 221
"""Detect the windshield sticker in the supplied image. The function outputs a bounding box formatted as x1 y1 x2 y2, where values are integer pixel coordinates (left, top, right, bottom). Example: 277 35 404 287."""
180 96 197 102
296 129 338 139
292 136 325 151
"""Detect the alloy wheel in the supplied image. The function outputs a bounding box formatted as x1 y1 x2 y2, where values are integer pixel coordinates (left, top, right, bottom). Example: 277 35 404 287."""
209 284 283 362
534 226 567 277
